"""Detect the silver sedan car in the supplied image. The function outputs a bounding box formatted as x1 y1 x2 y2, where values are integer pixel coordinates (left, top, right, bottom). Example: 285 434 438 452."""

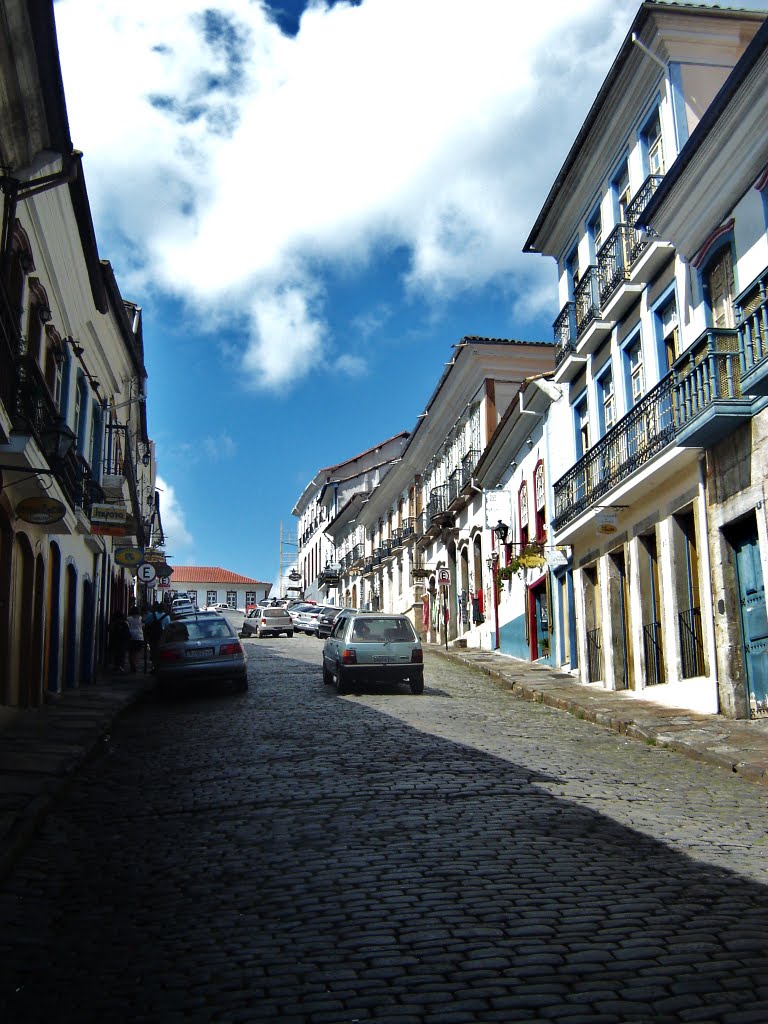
155 611 247 694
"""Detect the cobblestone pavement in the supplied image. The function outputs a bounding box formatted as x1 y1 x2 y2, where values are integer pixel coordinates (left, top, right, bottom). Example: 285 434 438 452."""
2 634 768 1024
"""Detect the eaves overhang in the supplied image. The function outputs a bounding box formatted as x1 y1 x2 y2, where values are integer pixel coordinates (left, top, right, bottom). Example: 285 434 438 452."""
637 14 768 248
473 375 557 488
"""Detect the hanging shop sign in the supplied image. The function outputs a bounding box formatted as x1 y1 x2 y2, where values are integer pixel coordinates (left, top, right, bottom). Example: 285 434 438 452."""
114 547 144 568
595 509 619 536
545 547 570 569
484 490 511 529
16 496 67 525
91 503 128 525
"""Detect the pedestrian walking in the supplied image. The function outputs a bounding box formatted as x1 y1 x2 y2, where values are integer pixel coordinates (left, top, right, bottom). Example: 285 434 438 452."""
127 603 145 672
108 609 131 673
143 602 170 668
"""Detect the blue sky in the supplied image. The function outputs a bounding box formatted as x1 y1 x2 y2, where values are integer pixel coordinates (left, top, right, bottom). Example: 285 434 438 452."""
51 0 767 589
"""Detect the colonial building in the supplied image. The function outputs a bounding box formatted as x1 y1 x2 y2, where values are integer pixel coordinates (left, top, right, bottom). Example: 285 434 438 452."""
168 567 272 611
293 433 408 604
638 16 768 718
523 1 764 714
0 0 157 705
329 338 553 644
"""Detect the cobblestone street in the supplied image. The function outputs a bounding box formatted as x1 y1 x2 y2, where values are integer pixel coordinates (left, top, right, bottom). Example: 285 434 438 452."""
2 634 768 1023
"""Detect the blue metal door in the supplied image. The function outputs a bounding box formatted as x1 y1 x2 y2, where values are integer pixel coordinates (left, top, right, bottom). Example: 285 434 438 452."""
733 524 768 717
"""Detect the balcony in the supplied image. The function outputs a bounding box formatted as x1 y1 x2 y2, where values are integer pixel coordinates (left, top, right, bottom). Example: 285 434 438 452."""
597 224 644 322
373 546 384 565
574 266 613 356
738 271 768 397
552 374 677 532
349 544 364 566
362 555 375 574
428 484 449 524
674 328 754 448
400 517 416 542
447 468 461 505
625 174 673 284
553 327 759 532
461 448 480 489
391 528 403 549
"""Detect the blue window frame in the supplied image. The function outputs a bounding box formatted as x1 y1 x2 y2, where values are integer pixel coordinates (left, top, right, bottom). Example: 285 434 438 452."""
653 290 679 374
565 243 579 299
596 364 616 437
639 104 665 178
622 332 644 409
588 204 603 262
611 157 631 225
573 391 590 458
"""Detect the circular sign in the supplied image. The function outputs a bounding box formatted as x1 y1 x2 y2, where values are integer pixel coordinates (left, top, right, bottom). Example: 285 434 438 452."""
437 567 451 587
114 547 143 568
16 497 67 525
137 562 157 584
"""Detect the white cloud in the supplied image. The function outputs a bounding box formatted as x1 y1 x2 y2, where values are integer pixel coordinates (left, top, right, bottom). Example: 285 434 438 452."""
155 475 193 553
52 0 765 389
202 432 237 460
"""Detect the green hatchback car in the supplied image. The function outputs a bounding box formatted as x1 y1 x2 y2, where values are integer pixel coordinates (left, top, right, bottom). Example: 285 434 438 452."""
322 612 424 695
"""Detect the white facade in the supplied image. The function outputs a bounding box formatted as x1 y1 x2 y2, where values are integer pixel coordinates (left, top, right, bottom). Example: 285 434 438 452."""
0 1 157 705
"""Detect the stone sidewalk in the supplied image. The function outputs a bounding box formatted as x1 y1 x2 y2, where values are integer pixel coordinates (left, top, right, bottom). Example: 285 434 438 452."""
2 647 768 883
428 643 768 786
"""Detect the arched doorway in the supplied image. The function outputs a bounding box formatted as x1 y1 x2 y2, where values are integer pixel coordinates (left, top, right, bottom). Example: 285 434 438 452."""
80 577 95 684
46 542 62 693
447 540 458 641
0 506 13 703
459 546 470 634
14 532 35 706
31 554 45 704
472 534 485 629
62 564 78 688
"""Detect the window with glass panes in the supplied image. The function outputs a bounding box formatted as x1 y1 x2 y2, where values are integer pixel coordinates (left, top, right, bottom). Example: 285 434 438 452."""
613 162 631 223
627 338 644 406
187 591 197 607
207 590 217 607
245 591 256 608
707 247 735 329
598 370 616 433
534 462 546 543
658 296 679 371
575 396 590 457
519 481 529 547
644 111 665 176
226 591 237 607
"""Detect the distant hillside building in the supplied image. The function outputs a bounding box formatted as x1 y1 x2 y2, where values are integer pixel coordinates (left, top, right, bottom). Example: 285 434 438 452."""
168 567 271 610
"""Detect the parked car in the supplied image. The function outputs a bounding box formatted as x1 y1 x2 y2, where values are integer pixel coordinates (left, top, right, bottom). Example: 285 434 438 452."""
154 611 247 694
170 599 195 619
294 604 335 635
316 606 355 640
207 602 233 612
240 606 293 638
322 612 423 694
288 603 317 630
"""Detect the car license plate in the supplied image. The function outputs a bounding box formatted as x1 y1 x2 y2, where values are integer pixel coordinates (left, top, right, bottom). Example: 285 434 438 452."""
186 647 214 659
373 656 393 664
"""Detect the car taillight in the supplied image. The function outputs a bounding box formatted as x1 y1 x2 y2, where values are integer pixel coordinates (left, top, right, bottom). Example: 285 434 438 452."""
342 649 357 664
260 618 268 625
220 642 243 656
411 648 423 664
158 648 183 662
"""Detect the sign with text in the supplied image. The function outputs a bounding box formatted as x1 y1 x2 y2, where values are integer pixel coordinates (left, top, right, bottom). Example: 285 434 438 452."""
484 490 511 530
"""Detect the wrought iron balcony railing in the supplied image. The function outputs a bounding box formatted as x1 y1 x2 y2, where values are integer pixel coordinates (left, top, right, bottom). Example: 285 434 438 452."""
400 517 415 541
362 555 375 574
574 266 600 337
373 546 384 565
553 302 576 366
552 373 676 531
447 468 462 505
349 544 364 566
428 484 449 523
625 174 664 261
390 528 402 549
597 223 631 305
461 448 480 488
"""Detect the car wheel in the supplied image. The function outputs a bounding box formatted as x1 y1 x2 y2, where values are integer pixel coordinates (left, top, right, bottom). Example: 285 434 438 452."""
287 631 293 638
322 662 333 685
410 673 424 695
336 665 351 696
235 677 248 693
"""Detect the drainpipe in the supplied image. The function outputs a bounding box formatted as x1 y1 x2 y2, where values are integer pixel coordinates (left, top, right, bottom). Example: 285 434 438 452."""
631 33 667 71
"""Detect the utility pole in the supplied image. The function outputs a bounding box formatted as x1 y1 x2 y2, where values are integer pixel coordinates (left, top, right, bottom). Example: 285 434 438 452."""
279 521 297 599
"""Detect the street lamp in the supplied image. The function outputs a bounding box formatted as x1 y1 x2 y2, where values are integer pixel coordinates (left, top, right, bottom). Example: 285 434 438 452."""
493 520 509 545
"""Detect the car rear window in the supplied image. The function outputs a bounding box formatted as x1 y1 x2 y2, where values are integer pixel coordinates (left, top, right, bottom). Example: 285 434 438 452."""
263 608 288 618
350 618 417 643
165 619 234 641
